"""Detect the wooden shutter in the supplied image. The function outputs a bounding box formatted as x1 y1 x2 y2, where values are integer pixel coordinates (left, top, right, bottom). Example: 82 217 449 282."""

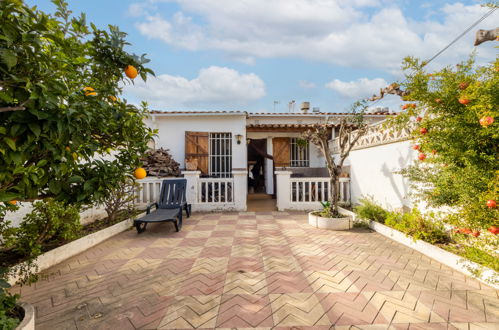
272 137 290 167
185 131 209 174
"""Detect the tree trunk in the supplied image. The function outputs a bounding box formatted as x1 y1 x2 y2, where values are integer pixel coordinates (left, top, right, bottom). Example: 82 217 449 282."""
328 175 340 216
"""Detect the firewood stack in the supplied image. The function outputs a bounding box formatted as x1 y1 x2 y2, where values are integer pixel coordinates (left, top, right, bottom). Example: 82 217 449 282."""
141 148 181 177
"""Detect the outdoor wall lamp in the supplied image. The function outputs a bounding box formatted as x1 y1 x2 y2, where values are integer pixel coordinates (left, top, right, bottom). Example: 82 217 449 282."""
235 134 243 144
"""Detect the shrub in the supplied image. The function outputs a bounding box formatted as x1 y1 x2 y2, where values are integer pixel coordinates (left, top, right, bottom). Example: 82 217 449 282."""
354 197 389 223
0 268 20 330
451 246 499 273
385 54 498 244
385 209 450 245
2 199 80 258
100 176 139 223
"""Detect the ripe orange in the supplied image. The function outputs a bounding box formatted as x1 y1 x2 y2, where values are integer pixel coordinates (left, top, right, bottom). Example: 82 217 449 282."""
458 98 470 105
8 200 17 205
134 167 147 179
65 146 71 152
83 87 97 96
125 65 138 79
108 95 117 102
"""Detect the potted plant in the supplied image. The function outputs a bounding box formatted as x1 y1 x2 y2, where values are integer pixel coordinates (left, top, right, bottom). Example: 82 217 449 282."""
0 268 34 330
303 101 369 230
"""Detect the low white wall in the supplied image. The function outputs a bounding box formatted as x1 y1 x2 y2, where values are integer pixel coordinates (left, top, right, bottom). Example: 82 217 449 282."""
5 203 107 228
337 140 416 210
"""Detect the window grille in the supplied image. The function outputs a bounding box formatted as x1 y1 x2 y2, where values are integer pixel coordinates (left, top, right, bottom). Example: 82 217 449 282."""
209 133 232 177
290 138 309 167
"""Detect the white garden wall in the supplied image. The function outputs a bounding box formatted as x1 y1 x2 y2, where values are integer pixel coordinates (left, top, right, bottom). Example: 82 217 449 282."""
5 203 107 228
336 139 416 210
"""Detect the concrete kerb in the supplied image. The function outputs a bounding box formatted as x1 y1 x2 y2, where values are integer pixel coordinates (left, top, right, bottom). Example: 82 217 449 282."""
368 219 498 289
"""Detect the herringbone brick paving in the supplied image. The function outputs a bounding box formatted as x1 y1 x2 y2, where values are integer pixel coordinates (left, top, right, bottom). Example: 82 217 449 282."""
12 211 499 329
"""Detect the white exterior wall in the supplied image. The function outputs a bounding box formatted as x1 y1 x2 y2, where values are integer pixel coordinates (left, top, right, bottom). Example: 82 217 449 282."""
336 140 416 210
147 114 248 170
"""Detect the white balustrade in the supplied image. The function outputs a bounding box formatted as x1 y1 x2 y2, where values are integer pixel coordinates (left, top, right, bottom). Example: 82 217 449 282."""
136 171 246 211
135 177 164 205
275 170 350 211
290 177 350 205
198 177 234 204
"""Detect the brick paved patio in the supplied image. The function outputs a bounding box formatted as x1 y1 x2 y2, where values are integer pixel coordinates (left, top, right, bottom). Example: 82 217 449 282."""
13 212 499 329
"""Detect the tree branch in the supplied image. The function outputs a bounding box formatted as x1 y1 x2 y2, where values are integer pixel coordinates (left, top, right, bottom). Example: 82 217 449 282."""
0 99 30 113
339 126 367 169
0 106 26 113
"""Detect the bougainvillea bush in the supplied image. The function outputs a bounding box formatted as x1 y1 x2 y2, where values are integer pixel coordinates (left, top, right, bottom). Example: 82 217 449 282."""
387 54 498 264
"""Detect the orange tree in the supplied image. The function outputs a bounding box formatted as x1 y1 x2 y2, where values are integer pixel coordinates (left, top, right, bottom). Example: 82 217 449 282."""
0 0 155 223
387 54 498 247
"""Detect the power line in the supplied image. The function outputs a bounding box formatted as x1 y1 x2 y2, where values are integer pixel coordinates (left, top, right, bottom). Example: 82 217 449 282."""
425 7 497 66
366 6 497 108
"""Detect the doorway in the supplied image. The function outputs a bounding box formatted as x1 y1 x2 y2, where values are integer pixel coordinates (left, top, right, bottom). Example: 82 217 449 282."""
247 138 276 211
247 138 267 194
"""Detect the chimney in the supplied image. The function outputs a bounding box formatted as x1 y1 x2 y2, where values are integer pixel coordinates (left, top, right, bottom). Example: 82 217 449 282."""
300 102 310 113
312 107 320 113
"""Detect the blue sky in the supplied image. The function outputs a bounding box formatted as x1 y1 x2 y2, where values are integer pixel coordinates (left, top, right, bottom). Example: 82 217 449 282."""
28 0 497 113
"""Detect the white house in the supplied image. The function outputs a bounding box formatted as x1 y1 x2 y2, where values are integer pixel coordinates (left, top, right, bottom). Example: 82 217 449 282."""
139 105 394 212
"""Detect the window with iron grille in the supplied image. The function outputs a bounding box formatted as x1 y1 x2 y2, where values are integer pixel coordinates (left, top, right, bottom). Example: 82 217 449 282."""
209 133 232 177
290 138 309 167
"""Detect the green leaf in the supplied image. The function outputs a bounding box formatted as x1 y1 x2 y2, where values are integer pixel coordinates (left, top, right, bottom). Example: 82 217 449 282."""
4 137 16 151
37 159 48 167
0 279 11 289
67 176 83 183
10 124 22 137
10 152 23 165
0 191 18 202
48 181 61 194
0 127 6 134
28 122 41 137
0 49 18 70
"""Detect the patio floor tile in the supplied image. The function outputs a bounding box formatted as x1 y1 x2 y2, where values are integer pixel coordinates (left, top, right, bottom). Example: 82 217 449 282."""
13 211 499 329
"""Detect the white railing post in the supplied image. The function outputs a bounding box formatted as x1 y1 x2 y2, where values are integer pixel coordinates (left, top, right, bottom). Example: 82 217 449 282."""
182 170 200 205
275 170 292 211
232 169 248 211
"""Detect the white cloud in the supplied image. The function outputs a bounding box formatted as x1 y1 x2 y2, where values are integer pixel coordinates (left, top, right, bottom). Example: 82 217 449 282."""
298 80 316 89
132 1 498 72
123 66 265 108
325 77 388 99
